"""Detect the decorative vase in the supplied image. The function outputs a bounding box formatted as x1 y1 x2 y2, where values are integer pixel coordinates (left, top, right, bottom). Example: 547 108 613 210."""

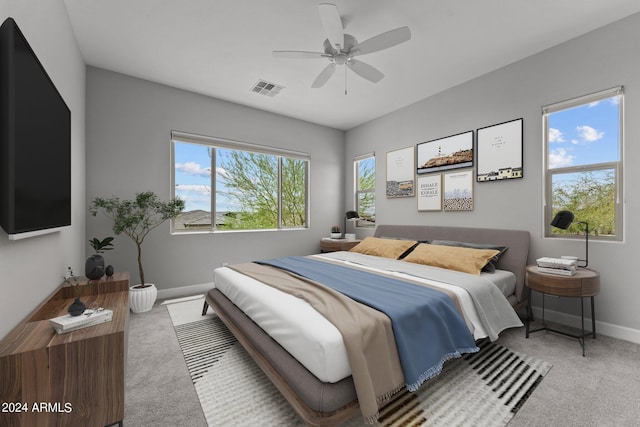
85 254 105 280
68 297 86 316
129 283 158 313
105 264 114 277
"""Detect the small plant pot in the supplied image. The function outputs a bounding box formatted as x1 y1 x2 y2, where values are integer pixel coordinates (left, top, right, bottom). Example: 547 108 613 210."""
330 232 342 238
129 283 158 313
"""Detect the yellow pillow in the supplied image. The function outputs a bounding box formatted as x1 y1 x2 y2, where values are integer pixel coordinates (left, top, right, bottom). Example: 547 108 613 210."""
349 236 418 259
403 243 500 275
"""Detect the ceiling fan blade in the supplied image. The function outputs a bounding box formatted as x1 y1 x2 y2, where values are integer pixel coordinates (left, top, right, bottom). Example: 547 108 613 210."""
311 63 337 88
355 26 411 56
318 3 344 49
347 59 384 83
272 50 327 59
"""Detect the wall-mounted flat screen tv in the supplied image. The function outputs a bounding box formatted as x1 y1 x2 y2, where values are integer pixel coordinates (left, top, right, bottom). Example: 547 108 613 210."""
0 17 71 240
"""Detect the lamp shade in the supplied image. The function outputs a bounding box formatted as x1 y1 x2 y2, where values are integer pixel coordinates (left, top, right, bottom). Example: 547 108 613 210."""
550 210 575 230
345 211 359 220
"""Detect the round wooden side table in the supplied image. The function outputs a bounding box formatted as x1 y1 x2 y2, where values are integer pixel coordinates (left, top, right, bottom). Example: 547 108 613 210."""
525 264 600 356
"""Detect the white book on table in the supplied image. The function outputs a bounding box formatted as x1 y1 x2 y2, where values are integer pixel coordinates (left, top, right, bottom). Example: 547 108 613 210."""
537 266 577 276
49 309 113 334
536 257 578 269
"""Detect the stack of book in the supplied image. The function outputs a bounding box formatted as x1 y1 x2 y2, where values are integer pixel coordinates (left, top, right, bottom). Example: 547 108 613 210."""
49 308 113 334
536 257 578 276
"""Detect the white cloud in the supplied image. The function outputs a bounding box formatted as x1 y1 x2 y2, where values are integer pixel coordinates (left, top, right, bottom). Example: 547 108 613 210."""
216 167 230 179
576 125 604 142
175 162 211 177
175 184 210 195
548 128 564 143
549 148 574 168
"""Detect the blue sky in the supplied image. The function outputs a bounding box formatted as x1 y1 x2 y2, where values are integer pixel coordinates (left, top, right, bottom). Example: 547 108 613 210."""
174 142 236 212
548 95 620 169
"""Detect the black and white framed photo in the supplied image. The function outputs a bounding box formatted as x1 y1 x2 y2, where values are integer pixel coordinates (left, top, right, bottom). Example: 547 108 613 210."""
416 130 473 175
476 118 523 182
443 170 473 211
417 174 442 211
386 146 415 197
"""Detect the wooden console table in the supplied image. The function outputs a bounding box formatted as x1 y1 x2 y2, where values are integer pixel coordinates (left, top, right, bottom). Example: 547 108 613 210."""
0 272 129 427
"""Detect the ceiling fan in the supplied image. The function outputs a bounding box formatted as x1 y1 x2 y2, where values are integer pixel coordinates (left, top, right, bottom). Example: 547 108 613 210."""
273 3 411 90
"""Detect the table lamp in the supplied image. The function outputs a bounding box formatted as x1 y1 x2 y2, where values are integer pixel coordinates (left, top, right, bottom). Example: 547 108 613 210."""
550 210 589 267
344 210 359 238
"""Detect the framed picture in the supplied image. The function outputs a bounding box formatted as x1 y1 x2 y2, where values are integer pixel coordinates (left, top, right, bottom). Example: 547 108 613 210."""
476 118 523 182
417 130 473 174
443 170 473 211
386 146 415 197
417 174 442 211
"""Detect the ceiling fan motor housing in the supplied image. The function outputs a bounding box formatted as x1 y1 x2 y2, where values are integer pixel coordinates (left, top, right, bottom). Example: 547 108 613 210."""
323 34 357 59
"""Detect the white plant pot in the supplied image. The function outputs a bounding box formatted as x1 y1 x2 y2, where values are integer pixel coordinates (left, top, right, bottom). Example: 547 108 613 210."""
330 232 342 238
129 283 158 313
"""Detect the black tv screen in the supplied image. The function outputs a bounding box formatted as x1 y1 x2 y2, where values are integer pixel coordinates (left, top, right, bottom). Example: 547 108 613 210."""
0 17 71 239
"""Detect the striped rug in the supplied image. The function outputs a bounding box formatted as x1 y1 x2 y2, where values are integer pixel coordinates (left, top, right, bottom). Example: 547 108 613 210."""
169 301 551 427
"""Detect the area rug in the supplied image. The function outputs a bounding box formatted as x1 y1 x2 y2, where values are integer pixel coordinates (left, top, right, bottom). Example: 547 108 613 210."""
167 298 552 427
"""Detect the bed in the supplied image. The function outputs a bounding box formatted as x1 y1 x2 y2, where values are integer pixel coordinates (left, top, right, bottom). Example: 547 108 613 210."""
203 224 530 425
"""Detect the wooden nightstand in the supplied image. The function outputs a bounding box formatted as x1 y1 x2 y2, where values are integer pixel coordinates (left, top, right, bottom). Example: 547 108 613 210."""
525 264 600 356
320 238 361 253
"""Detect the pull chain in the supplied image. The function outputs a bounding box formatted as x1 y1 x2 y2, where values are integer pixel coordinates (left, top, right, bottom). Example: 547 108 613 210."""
344 65 348 95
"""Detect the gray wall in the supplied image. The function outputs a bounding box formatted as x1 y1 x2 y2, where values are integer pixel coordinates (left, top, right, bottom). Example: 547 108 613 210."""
0 0 86 339
345 13 640 341
86 68 345 292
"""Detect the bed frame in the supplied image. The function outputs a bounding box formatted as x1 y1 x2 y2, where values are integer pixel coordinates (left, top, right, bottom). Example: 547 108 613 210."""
203 224 530 426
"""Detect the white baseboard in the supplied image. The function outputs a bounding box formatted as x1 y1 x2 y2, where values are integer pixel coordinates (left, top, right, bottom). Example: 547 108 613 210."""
157 282 214 301
531 306 640 345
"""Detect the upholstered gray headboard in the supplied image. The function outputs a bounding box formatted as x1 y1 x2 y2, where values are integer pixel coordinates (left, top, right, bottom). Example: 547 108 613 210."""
374 224 531 306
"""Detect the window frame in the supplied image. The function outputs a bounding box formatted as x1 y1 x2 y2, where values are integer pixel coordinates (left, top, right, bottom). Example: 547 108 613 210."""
542 86 624 241
170 131 310 234
354 152 376 228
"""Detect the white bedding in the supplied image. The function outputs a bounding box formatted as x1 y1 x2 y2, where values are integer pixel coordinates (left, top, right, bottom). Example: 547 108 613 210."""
214 252 517 384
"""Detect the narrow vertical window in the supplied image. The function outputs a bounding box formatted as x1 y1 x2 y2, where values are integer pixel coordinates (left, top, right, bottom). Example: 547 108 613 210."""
543 87 623 240
355 153 375 227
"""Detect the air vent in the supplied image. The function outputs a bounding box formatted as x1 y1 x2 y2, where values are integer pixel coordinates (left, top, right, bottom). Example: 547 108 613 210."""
250 79 284 97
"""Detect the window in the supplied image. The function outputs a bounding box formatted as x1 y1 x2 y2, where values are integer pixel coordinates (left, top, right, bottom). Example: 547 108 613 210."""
543 87 623 240
354 153 375 227
171 131 309 232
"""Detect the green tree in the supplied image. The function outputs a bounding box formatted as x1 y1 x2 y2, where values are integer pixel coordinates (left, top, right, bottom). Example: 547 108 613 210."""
357 158 375 223
217 150 306 230
552 170 615 236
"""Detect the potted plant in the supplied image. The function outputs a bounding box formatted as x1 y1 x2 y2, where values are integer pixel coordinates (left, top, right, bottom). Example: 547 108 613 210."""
85 236 114 280
89 191 185 313
330 225 342 238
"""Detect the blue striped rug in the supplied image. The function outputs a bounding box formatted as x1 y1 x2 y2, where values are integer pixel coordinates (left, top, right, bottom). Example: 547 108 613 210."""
172 310 551 426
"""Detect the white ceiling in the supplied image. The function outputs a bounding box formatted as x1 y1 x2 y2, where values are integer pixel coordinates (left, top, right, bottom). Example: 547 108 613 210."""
63 0 640 131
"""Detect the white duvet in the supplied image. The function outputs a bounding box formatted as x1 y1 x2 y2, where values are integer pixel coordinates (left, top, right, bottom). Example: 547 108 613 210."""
213 252 518 384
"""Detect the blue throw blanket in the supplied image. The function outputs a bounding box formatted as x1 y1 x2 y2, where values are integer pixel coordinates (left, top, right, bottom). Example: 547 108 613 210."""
257 256 479 391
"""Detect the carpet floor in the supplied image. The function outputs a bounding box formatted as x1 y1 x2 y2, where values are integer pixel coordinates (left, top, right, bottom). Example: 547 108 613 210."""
166 298 551 426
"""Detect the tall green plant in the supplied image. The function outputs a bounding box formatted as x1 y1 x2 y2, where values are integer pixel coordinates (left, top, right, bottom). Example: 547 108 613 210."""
89 192 185 286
